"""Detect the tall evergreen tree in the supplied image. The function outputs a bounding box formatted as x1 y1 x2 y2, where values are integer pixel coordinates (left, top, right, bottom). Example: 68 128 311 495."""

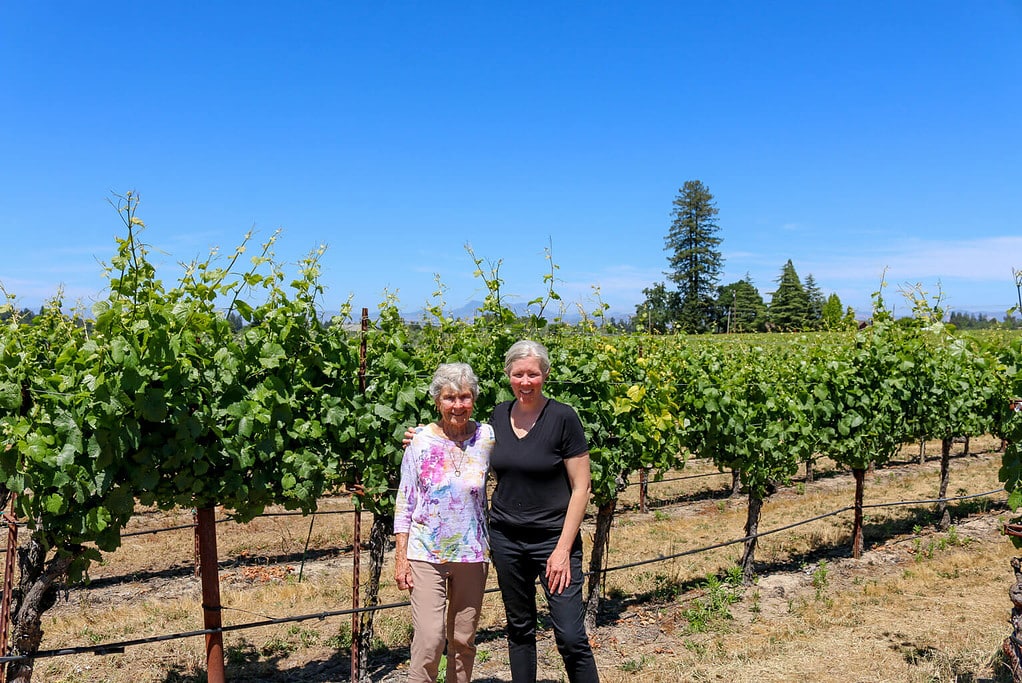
768 259 808 331
803 274 825 329
664 180 724 333
717 278 767 333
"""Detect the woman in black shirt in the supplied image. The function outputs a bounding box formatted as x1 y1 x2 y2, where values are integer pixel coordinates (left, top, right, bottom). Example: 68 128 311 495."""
488 340 600 683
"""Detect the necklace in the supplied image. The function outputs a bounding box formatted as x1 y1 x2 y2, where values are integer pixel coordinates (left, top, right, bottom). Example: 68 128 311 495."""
439 422 474 476
452 449 468 477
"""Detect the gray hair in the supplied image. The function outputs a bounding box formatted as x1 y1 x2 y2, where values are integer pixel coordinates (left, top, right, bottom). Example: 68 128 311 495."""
503 340 550 375
429 363 480 401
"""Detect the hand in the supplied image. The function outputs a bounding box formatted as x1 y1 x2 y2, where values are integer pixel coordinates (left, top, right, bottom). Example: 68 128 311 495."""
395 555 414 591
401 424 425 449
545 546 572 594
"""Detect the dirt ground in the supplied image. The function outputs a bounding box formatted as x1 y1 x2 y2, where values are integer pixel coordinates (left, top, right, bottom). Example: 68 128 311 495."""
31 438 1022 682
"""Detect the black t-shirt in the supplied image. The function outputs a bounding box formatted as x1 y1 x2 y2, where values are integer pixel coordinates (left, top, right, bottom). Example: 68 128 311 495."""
488 398 589 531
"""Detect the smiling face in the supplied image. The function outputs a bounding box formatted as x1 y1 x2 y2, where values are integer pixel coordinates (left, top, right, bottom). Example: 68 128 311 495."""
507 356 548 405
435 384 476 430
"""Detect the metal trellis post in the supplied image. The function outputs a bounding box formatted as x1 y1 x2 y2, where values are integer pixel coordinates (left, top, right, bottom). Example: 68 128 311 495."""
351 306 369 683
0 496 18 683
196 507 226 683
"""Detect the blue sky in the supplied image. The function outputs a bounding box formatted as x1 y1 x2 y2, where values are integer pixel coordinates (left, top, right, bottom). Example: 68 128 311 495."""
2 2 1020 321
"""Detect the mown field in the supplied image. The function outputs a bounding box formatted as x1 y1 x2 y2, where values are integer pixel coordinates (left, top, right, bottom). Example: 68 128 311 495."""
30 435 1019 683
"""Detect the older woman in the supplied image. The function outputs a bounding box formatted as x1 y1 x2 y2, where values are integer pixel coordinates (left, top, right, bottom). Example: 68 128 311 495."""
488 340 600 683
393 362 495 683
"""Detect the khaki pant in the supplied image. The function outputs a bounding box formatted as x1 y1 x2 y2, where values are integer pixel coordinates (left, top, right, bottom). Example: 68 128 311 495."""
408 560 488 683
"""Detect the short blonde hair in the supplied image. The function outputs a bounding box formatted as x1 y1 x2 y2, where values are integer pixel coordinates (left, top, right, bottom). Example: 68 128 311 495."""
503 340 550 375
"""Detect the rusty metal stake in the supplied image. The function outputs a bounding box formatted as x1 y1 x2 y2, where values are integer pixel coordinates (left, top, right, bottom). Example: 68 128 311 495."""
351 306 369 683
196 507 226 683
351 503 361 683
0 496 18 683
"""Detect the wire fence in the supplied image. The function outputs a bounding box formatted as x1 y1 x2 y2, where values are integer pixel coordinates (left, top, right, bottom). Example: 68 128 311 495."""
0 466 730 545
0 484 1007 665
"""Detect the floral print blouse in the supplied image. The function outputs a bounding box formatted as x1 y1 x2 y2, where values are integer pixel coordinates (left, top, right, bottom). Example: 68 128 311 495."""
394 422 494 563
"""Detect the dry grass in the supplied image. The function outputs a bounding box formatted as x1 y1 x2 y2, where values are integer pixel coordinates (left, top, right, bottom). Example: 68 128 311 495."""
27 436 1020 682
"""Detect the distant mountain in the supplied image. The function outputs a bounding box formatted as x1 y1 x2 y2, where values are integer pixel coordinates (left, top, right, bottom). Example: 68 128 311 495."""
406 300 584 323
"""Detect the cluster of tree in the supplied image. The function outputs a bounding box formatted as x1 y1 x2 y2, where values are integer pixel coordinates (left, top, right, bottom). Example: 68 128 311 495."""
634 180 857 334
948 311 1022 330
0 307 36 324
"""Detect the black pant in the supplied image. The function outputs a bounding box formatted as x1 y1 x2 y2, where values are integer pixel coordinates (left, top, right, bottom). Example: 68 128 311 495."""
489 523 600 683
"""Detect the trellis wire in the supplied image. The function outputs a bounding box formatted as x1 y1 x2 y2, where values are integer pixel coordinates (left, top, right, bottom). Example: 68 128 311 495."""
0 487 1005 666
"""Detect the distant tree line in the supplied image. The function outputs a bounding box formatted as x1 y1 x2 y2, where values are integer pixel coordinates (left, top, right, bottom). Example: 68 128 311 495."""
0 305 248 332
948 311 1022 330
0 308 36 324
632 180 1014 335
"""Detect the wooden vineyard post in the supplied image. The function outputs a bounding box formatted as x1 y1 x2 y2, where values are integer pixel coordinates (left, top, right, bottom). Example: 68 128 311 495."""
195 507 226 683
0 496 17 683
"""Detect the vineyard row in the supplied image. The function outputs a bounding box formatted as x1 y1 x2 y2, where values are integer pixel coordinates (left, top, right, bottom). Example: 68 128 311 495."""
1 481 1004 666
1 201 1021 678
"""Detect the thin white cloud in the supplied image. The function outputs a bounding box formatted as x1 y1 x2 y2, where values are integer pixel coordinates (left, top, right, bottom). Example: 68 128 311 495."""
45 244 114 257
551 265 667 314
0 277 103 308
32 262 108 277
804 236 1021 283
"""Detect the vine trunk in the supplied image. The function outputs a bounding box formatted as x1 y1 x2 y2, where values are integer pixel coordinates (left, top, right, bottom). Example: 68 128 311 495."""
5 532 74 683
1003 556 1022 682
741 494 763 585
357 514 391 683
584 500 616 632
937 438 952 530
852 468 866 558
